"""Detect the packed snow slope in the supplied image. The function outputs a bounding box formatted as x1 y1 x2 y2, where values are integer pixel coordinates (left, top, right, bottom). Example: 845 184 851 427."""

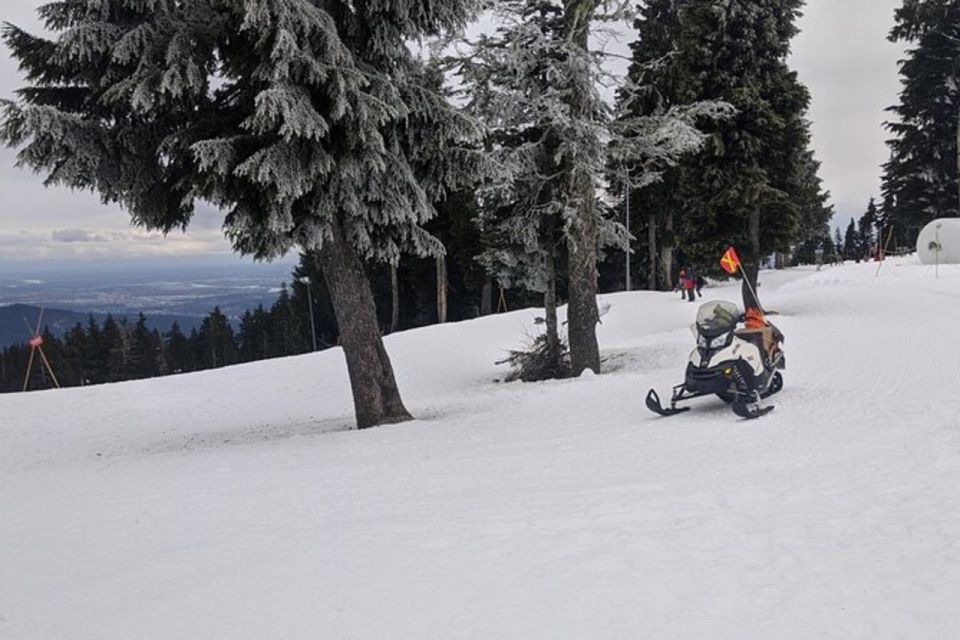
3 257 960 639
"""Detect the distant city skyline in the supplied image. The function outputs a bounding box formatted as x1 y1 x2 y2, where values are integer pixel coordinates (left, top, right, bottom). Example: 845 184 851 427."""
0 0 905 266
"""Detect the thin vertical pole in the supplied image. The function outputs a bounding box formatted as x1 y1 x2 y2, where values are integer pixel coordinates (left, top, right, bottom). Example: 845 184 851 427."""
306 284 317 352
625 184 631 292
875 226 895 278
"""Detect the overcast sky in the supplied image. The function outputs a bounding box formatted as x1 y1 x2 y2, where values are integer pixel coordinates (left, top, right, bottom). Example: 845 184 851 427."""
0 0 905 267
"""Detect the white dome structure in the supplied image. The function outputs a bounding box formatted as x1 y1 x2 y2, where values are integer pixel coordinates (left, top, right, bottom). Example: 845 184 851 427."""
917 218 960 265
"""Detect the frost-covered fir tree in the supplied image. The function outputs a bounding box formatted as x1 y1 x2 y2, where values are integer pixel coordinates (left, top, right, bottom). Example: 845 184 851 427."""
882 0 960 243
2 0 483 428
461 1 570 374
463 0 730 376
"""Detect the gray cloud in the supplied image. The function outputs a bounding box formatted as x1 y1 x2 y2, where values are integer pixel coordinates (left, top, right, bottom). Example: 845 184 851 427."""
51 229 109 243
0 228 234 261
790 0 905 224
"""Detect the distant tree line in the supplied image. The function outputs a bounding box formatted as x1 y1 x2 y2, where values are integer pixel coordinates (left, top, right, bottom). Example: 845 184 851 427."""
2 308 230 393
792 197 886 267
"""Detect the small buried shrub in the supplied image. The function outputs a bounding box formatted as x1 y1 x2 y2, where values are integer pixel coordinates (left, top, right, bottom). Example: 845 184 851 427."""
497 333 572 382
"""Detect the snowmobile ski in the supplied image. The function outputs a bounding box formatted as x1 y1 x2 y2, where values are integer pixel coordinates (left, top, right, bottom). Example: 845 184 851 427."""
645 389 691 417
731 394 775 420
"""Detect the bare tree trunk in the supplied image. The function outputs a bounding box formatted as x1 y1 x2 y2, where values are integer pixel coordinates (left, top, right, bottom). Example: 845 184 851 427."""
480 276 493 316
647 213 657 290
389 263 399 334
317 218 412 429
564 166 600 378
741 207 762 311
564 0 601 376
544 244 561 364
660 211 674 292
436 255 448 324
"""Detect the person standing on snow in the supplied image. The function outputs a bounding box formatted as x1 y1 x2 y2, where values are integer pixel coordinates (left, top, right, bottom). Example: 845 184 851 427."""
682 266 697 302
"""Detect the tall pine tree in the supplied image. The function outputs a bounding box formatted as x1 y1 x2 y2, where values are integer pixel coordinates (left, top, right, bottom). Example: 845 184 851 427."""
633 0 814 309
620 0 690 291
883 0 960 243
858 197 879 259
1 0 484 428
844 218 859 261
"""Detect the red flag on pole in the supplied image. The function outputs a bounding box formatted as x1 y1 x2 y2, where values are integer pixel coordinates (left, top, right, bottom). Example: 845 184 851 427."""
29 335 44 349
720 246 741 275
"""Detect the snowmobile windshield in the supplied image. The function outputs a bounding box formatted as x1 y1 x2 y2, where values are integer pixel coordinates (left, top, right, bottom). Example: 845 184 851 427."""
695 301 740 337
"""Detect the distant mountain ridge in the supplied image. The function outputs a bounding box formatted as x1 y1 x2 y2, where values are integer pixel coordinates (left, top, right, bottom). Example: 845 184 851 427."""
0 304 202 348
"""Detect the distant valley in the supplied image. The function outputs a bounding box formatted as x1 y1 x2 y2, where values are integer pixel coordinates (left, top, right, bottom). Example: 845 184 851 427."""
0 260 296 348
0 304 201 348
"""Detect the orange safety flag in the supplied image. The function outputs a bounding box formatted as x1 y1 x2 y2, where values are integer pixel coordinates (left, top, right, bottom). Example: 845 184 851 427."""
720 246 741 275
29 335 44 349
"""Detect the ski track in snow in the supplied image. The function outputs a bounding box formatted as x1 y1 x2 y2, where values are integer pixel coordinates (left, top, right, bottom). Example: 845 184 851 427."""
3 258 960 638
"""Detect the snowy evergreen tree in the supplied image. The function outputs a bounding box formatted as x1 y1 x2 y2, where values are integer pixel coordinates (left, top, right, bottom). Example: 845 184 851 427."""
165 322 192 374
460 1 571 373
620 0 691 291
632 0 814 310
126 313 159 379
876 190 898 254
101 315 127 383
794 150 834 239
789 148 834 265
238 306 275 363
269 283 308 357
844 219 859 261
883 0 960 243
60 322 87 386
858 198 879 259
463 0 729 375
196 308 237 369
83 316 108 385
1 0 483 428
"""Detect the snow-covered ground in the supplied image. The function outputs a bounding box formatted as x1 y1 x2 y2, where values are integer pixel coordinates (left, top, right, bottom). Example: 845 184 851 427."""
3 257 960 639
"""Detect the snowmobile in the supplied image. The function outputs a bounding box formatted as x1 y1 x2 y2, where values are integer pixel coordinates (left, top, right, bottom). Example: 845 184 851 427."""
645 300 785 420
